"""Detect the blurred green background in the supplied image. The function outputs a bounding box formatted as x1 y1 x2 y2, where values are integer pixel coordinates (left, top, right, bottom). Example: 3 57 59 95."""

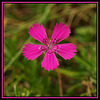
4 3 97 97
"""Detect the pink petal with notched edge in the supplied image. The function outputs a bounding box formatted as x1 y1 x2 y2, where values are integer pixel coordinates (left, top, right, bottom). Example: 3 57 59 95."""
42 50 59 71
22 43 47 61
54 43 77 60
51 22 71 45
28 24 49 44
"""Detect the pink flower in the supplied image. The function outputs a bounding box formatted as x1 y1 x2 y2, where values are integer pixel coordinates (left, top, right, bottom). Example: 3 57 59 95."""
22 22 77 71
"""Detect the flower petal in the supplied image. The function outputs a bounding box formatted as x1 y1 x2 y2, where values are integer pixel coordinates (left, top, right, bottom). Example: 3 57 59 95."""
53 43 77 60
29 24 49 45
42 50 59 71
22 43 47 60
50 22 71 45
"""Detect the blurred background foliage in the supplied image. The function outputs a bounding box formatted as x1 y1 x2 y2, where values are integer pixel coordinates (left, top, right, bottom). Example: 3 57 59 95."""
4 3 97 97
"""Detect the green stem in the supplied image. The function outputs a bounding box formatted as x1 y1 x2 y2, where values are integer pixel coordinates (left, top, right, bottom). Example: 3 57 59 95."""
57 68 63 96
4 36 31 73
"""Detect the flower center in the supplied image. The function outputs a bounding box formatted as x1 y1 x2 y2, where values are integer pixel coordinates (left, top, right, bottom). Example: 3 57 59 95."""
39 38 60 54
47 44 52 49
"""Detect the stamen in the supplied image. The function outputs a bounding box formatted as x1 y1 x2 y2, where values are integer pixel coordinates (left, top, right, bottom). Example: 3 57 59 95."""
53 45 60 52
53 41 55 44
39 45 47 53
51 38 60 45
43 38 49 45
52 38 57 44
44 40 46 42
39 46 41 50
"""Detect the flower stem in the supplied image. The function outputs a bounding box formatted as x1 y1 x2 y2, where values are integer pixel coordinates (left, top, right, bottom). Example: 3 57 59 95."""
57 68 63 96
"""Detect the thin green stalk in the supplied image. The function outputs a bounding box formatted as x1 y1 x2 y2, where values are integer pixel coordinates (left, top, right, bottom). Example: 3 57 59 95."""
14 84 19 96
56 68 63 96
4 36 32 73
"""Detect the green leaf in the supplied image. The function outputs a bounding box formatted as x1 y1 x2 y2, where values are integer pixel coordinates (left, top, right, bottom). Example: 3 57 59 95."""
59 68 79 78
74 55 91 70
14 84 19 96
